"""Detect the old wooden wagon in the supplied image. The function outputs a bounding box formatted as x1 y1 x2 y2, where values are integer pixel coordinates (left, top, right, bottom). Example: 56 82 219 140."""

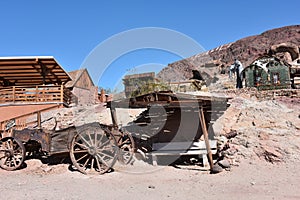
0 118 134 174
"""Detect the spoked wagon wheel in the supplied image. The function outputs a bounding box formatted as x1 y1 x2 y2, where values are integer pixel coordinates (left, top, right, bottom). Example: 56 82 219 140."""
0 137 26 171
117 131 135 165
70 124 119 175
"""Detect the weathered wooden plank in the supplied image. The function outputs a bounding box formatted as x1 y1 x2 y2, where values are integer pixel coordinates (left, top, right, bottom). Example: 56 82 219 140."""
152 140 217 151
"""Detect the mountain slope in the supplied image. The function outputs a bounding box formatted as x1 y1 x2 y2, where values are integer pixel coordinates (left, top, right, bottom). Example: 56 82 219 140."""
157 25 300 83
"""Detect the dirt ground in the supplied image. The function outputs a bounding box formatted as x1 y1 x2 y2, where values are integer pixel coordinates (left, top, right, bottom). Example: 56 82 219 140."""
0 157 299 200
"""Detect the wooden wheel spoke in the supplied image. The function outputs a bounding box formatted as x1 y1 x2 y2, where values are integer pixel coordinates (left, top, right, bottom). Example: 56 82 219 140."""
87 130 94 146
13 144 19 151
75 152 89 162
11 157 17 167
7 140 12 150
119 138 130 146
79 134 92 147
75 142 89 150
96 133 104 147
98 139 110 149
94 131 98 146
2 157 8 165
98 151 115 160
83 155 91 169
100 144 116 152
95 156 102 171
96 154 110 167
91 158 95 170
8 158 12 167
73 149 89 154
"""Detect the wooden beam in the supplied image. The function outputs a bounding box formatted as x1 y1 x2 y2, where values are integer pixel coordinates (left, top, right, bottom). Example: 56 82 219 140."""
0 69 41 73
199 107 214 170
39 60 47 84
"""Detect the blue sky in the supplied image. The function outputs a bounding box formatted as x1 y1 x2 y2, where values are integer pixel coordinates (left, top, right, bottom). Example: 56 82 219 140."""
0 0 299 90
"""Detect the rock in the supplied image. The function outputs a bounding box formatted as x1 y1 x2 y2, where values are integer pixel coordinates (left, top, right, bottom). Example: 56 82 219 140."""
42 166 52 173
148 185 155 189
258 132 269 140
225 130 237 139
211 164 223 174
218 159 231 169
260 145 283 163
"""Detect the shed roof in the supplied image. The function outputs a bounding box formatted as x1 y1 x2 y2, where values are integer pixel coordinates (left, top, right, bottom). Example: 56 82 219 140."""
65 68 94 88
0 56 71 86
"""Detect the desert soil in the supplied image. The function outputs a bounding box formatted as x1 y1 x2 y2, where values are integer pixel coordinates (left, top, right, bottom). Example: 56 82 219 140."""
0 158 299 200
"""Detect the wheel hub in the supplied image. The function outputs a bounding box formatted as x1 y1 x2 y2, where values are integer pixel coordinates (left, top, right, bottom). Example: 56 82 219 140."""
88 146 97 156
5 150 13 157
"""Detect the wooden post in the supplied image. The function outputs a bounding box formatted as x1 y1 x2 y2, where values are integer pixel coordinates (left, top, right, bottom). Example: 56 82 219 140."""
12 86 15 103
37 111 41 129
108 101 118 129
199 107 213 170
35 85 38 102
60 85 64 103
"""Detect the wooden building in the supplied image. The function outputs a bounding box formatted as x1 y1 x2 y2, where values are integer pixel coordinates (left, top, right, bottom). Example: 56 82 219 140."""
123 72 155 98
0 56 72 132
65 68 99 105
242 56 291 90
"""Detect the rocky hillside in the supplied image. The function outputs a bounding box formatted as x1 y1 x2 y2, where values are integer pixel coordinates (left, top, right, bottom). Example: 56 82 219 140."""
213 95 300 165
157 25 300 83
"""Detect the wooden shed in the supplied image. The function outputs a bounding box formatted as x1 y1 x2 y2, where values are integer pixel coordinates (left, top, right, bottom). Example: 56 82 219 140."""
65 68 99 105
242 56 291 90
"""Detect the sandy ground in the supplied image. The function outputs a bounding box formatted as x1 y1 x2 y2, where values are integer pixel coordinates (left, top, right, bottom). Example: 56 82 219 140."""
0 158 299 200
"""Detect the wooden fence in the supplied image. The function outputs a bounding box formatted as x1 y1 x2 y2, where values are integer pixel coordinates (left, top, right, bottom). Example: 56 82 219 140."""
0 85 72 106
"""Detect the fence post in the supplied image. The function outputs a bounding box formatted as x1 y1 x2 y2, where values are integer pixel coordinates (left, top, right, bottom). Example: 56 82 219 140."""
36 85 38 102
12 86 15 103
37 111 41 129
60 85 64 103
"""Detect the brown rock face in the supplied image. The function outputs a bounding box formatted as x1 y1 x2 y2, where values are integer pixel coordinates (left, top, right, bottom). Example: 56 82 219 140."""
158 25 300 82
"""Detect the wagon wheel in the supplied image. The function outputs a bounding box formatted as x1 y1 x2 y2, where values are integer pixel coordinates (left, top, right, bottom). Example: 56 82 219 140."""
117 131 135 165
0 137 26 171
70 125 118 175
